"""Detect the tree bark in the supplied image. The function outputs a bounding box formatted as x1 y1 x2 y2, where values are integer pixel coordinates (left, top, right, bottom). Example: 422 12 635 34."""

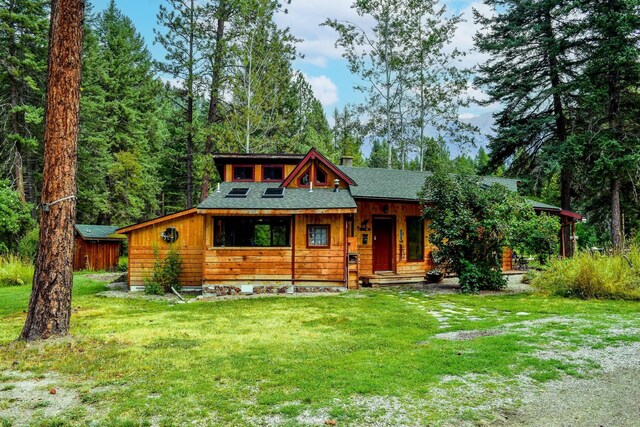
611 178 623 252
21 0 85 341
200 2 227 202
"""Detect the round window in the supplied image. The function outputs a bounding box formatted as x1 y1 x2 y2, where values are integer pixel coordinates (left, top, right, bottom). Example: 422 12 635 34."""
161 227 179 243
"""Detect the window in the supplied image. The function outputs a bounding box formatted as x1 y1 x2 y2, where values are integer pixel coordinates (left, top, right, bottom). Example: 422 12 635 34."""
232 165 254 181
214 217 290 247
307 224 330 248
298 168 311 186
315 167 327 185
263 165 283 181
407 217 424 261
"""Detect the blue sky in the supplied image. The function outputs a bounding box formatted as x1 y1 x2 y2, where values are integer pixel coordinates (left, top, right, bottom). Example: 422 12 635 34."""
91 0 494 116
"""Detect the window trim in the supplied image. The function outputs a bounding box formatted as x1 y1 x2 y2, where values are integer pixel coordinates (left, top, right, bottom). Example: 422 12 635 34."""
262 164 284 182
307 224 330 248
406 216 425 262
315 166 328 186
231 164 255 182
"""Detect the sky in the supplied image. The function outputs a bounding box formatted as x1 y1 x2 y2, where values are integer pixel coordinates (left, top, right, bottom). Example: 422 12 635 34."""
91 0 498 154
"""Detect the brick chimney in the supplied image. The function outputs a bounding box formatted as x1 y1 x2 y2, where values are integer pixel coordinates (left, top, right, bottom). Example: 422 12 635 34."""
340 156 353 167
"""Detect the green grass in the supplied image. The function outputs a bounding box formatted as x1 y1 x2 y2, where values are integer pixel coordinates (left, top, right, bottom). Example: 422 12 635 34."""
0 254 33 287
0 277 638 426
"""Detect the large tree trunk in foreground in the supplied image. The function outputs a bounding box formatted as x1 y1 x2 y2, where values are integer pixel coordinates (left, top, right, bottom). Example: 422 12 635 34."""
21 0 85 341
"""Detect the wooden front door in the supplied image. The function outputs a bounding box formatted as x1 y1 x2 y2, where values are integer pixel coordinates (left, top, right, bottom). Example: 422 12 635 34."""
373 218 393 272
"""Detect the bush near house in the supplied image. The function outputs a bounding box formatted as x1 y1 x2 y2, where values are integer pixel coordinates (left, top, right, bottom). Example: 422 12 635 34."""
421 168 559 293
145 247 183 295
532 247 640 300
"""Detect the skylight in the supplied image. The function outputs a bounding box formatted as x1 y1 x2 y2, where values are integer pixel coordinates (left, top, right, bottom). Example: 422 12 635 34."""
262 188 285 198
226 188 250 198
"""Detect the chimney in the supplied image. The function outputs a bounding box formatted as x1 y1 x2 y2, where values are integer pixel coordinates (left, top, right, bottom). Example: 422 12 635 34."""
340 156 353 167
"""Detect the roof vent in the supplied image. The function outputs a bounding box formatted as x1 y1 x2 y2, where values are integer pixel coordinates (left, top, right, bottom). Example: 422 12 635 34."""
226 188 250 198
262 188 285 198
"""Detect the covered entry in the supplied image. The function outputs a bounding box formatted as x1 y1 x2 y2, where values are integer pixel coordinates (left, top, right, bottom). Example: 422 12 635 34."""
372 217 394 272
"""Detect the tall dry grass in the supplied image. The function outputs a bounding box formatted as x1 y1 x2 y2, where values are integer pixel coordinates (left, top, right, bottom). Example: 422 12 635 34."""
0 254 34 287
531 247 640 300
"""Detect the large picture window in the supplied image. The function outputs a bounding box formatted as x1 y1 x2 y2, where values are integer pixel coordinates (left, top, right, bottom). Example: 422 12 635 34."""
214 217 290 247
407 217 424 261
307 224 330 248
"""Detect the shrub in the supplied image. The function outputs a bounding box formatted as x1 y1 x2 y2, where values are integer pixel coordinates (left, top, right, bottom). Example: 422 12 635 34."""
117 256 128 272
144 276 163 295
0 254 34 287
459 260 507 293
17 227 39 261
145 247 183 294
0 180 35 252
531 247 640 300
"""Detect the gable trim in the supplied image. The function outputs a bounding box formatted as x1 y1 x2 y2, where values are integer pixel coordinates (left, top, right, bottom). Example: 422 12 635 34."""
117 208 198 234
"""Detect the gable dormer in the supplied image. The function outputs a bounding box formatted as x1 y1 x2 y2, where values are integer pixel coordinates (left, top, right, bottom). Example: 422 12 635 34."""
213 153 305 183
281 148 356 189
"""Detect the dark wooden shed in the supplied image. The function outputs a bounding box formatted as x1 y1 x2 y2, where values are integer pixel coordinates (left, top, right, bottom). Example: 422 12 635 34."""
73 224 125 272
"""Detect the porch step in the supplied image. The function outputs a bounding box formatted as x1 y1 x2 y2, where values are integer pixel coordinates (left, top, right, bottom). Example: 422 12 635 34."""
361 273 426 287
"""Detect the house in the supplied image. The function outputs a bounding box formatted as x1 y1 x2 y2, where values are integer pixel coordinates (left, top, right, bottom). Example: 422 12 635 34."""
116 148 582 293
74 224 125 271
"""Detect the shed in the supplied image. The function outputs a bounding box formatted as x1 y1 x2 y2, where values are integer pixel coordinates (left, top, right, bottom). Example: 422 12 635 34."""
74 224 125 272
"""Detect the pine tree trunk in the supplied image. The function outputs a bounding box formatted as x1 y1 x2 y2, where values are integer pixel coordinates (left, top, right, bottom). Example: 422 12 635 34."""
200 4 226 202
611 178 623 252
544 8 573 257
8 18 26 203
185 0 195 209
21 0 84 341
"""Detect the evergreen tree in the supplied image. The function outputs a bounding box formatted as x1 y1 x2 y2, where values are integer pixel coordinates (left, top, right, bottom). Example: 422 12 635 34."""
77 1 165 225
332 106 365 165
574 0 640 250
0 0 49 204
474 0 581 255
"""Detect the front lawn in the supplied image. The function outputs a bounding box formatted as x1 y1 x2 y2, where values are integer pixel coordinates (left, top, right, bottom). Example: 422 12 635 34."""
0 277 639 426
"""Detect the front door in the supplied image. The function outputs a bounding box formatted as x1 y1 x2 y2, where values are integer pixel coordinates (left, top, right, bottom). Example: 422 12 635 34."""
373 218 393 272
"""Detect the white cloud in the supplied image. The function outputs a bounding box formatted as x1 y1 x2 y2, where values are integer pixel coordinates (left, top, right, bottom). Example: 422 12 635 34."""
276 1 374 68
305 74 339 106
459 113 477 120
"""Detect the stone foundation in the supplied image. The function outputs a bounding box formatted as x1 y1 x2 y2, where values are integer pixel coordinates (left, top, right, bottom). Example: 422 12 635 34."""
202 284 346 296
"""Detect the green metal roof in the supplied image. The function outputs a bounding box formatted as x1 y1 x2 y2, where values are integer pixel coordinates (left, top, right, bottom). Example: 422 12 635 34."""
198 182 357 210
75 224 124 240
527 199 561 211
338 166 520 201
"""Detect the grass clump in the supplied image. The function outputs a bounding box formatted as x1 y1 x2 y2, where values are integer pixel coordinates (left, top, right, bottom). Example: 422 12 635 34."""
0 254 34 287
532 247 640 300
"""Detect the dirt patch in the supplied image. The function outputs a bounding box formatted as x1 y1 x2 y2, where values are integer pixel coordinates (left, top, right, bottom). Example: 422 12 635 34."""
435 329 504 341
0 371 95 426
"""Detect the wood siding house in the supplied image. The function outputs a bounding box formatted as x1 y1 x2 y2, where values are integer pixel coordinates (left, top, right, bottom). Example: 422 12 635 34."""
117 148 582 293
73 225 125 271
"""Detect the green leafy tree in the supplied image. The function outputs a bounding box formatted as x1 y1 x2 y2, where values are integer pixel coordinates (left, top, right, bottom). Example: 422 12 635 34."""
332 106 365 165
421 168 558 292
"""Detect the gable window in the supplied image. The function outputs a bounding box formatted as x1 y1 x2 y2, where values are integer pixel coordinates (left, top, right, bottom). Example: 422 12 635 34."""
298 168 311 187
232 165 254 181
407 217 424 261
307 224 330 248
315 167 327 185
214 217 290 247
263 165 284 181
